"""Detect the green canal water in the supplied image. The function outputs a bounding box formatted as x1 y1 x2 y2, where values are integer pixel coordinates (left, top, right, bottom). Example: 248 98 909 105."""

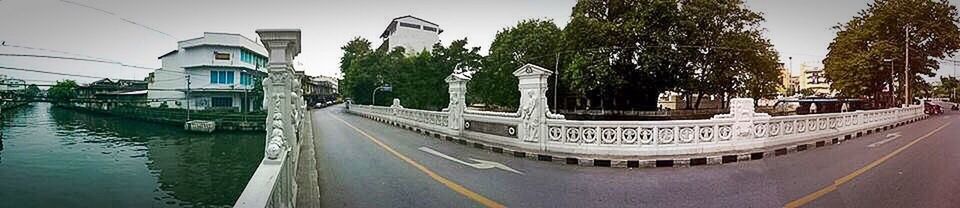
0 103 265 207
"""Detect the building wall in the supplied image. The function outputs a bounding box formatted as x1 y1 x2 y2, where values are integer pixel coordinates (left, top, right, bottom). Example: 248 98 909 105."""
148 33 267 110
385 17 440 54
797 64 832 95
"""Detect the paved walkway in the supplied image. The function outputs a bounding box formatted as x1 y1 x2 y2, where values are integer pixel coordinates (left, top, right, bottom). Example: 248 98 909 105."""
296 105 960 207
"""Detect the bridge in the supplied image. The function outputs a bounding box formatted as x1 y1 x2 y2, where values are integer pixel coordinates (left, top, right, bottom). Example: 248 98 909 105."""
233 30 960 208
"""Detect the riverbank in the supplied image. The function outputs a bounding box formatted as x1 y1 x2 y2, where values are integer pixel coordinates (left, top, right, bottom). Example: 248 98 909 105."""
59 104 265 132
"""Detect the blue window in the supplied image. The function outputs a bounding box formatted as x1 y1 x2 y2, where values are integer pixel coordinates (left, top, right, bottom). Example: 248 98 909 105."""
240 72 253 85
209 70 235 84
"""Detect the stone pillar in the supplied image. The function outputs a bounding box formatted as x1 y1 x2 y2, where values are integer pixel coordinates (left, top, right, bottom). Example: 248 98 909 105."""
713 98 770 140
445 74 469 130
257 29 301 161
513 64 553 143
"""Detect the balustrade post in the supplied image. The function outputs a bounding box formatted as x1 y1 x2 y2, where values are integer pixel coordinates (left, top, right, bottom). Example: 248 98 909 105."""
713 98 770 141
445 74 469 132
513 64 554 145
257 29 302 161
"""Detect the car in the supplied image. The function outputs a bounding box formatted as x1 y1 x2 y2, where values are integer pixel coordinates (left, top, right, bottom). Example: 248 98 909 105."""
924 102 943 115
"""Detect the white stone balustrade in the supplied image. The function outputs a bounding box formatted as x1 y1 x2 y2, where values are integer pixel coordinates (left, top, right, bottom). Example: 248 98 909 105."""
348 63 927 161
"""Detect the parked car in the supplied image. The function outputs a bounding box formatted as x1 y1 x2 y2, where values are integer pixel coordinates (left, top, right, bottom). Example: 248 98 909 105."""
924 102 943 115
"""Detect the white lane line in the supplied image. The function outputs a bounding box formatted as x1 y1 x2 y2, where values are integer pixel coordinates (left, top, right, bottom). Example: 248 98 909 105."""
418 147 524 175
868 132 902 148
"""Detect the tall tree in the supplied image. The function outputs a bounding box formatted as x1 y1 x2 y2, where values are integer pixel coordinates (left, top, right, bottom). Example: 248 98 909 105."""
824 0 960 105
564 0 687 110
471 19 562 109
675 0 781 108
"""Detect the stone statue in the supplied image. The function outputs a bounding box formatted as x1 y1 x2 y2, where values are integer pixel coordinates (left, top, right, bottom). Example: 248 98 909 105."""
519 90 542 142
448 91 463 129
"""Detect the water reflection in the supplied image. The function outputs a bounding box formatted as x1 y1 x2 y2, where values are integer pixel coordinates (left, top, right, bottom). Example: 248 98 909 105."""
0 103 264 207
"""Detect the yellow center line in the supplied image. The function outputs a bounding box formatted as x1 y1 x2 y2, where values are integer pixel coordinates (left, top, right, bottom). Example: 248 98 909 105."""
328 113 506 208
785 121 953 208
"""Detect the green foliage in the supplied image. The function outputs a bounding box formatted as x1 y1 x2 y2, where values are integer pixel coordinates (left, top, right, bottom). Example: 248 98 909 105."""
824 0 960 100
562 0 781 109
933 76 960 100
339 37 482 110
470 19 562 109
24 84 41 98
47 80 79 104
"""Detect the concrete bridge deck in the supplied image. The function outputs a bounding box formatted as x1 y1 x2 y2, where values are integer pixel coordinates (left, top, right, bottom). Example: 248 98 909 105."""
293 105 960 207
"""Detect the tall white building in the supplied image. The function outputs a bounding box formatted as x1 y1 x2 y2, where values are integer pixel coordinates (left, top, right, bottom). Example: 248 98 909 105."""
148 32 268 112
380 15 442 54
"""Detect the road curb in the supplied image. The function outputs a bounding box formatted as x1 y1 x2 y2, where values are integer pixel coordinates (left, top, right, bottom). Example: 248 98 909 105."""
354 112 930 169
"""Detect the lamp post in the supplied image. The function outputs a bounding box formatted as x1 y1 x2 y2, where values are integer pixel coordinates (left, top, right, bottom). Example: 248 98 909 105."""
371 84 392 105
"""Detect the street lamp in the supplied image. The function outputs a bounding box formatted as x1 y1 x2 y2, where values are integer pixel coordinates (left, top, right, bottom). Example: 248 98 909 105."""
371 84 392 105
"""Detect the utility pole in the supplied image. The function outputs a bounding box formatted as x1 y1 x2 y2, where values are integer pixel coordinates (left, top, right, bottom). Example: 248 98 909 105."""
884 58 895 107
553 52 560 112
185 74 191 121
904 26 911 106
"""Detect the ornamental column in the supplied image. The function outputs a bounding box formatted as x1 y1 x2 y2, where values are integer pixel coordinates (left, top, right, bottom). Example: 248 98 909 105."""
445 73 469 131
257 29 301 161
513 64 553 144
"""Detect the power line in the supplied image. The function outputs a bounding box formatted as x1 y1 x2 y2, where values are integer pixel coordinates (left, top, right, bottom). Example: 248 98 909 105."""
0 65 110 79
0 53 154 70
57 0 177 39
0 50 208 77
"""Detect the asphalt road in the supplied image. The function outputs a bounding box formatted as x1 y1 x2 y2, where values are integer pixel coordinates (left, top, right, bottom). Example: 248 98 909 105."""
308 105 960 208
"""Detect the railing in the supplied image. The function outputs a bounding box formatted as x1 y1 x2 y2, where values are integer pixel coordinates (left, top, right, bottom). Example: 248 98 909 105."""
351 103 452 135
349 98 925 159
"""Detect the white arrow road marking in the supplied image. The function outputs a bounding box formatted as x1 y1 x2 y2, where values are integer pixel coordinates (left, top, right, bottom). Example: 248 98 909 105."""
418 147 524 175
868 132 902 148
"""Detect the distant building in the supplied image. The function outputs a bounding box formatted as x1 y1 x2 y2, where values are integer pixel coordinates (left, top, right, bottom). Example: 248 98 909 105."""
299 72 339 106
76 78 149 109
148 32 268 112
379 15 443 54
797 64 833 96
779 67 801 96
0 75 26 92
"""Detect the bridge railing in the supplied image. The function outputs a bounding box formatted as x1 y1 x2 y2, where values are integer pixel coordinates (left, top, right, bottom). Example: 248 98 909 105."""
347 63 927 161
235 29 307 208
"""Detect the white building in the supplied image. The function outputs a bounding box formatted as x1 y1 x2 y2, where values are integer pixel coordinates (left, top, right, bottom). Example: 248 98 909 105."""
0 75 26 92
379 15 442 54
148 32 268 112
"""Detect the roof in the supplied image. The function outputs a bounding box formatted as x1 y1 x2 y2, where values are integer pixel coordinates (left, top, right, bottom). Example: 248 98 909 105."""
512 64 553 76
158 50 178 59
380 15 443 38
175 32 268 57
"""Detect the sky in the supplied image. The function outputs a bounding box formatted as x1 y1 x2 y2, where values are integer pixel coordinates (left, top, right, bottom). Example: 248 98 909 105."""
0 0 958 85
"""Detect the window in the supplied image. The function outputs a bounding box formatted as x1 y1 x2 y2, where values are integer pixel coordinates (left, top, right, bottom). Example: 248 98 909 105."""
211 97 232 107
214 52 231 60
240 72 253 85
398 22 421 29
209 70 235 84
240 50 267 69
423 26 438 32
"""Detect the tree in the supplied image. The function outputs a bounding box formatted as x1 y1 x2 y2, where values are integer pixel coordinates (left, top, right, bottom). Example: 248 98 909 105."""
338 37 482 110
47 80 78 105
933 76 960 100
562 0 780 110
563 0 687 110
24 84 41 98
675 0 782 108
470 19 562 109
824 0 960 105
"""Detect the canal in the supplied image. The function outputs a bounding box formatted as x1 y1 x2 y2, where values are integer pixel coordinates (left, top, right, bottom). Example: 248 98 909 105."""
0 103 264 207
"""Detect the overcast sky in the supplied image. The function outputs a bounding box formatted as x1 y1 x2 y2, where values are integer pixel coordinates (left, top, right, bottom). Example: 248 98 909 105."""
0 0 958 85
